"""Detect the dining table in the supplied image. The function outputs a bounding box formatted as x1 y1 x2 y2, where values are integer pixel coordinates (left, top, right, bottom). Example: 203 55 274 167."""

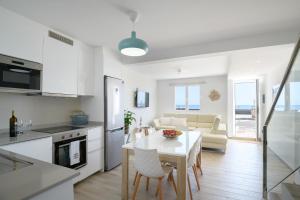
121 129 202 200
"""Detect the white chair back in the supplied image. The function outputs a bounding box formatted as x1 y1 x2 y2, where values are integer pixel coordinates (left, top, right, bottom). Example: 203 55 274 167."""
134 147 164 178
188 138 201 168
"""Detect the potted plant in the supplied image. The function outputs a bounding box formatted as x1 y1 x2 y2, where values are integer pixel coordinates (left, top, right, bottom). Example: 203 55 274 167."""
124 110 136 135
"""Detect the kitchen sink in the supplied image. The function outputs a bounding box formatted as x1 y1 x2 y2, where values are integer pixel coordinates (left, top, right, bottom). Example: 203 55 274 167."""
0 153 33 175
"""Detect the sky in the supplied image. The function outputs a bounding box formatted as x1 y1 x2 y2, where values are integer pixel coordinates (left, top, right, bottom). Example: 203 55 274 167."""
175 85 200 107
234 82 256 106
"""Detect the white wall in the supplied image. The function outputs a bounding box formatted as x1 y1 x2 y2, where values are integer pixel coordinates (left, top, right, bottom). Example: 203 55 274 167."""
0 93 80 129
80 47 157 128
264 66 287 117
157 75 228 122
103 48 157 127
122 67 157 128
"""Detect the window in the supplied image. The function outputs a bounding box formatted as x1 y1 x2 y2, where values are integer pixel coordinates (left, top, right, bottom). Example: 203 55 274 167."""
188 85 200 110
175 86 186 110
175 85 200 110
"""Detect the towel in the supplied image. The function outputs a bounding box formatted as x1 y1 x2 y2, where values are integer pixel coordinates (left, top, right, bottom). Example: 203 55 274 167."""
69 141 80 166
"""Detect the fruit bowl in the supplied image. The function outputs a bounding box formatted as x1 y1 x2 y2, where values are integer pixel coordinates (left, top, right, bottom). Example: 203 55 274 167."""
162 129 182 139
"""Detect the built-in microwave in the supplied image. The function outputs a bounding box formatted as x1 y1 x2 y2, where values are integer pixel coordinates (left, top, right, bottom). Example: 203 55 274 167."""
0 54 42 93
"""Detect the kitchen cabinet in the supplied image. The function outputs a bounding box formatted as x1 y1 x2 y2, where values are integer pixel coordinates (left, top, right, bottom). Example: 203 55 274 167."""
42 31 78 96
0 6 46 63
73 127 104 183
0 137 52 163
77 42 95 96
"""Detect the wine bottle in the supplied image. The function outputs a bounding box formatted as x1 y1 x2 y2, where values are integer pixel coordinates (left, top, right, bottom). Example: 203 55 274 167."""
9 110 17 137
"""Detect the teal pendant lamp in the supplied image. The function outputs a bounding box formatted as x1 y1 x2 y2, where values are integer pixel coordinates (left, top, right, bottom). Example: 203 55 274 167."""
118 12 148 57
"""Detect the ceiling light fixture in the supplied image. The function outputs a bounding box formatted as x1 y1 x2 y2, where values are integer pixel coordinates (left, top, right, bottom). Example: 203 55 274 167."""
118 11 148 57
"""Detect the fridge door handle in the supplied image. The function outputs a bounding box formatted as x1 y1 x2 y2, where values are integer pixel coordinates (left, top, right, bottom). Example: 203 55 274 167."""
107 127 124 132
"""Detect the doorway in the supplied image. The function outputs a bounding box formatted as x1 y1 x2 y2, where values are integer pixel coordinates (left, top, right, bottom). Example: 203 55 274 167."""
233 80 259 140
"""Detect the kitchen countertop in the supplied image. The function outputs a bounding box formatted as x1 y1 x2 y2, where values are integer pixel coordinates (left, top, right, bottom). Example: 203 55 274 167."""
0 148 79 200
0 121 103 146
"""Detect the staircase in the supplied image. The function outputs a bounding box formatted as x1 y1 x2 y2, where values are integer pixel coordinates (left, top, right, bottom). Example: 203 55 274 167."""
263 36 300 200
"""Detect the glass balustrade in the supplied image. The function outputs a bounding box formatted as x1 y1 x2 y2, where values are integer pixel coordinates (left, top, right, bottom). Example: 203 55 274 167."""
264 37 300 199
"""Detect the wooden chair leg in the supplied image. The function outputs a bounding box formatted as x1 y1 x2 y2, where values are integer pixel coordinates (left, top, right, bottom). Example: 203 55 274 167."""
167 173 171 183
155 178 160 197
192 165 200 191
132 174 142 200
133 171 138 185
158 177 163 200
197 154 203 175
146 177 150 191
169 172 177 194
155 177 163 197
187 174 193 200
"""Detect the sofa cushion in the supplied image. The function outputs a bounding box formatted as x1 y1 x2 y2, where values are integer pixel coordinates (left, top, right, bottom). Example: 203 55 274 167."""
187 122 198 127
164 113 198 122
157 125 176 130
202 132 227 145
198 115 216 123
171 117 187 127
159 117 172 125
197 122 213 128
185 115 198 122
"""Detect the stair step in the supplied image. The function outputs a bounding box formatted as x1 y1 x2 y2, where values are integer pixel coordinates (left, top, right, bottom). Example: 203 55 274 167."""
282 183 300 200
269 192 282 200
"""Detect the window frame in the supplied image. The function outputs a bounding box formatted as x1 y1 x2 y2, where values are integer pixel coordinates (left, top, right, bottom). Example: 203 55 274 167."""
175 84 201 111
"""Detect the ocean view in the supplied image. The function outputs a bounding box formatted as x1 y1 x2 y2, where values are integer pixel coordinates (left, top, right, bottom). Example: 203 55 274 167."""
235 104 300 111
176 104 200 110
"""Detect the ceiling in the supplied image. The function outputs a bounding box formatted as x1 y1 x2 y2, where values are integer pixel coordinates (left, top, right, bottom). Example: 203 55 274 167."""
1 0 300 62
128 55 229 79
127 44 294 80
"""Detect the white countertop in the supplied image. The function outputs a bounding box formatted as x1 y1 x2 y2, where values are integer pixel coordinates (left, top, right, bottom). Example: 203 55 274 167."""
0 121 103 146
123 130 202 157
0 149 79 200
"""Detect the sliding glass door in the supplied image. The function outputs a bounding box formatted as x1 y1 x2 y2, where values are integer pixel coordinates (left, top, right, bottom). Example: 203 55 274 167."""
233 80 258 139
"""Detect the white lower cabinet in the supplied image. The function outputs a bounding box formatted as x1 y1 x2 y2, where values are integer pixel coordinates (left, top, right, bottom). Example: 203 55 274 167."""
0 137 52 163
73 127 104 183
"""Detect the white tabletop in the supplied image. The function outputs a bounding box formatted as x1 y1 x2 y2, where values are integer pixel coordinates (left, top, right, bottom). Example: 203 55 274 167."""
122 130 202 157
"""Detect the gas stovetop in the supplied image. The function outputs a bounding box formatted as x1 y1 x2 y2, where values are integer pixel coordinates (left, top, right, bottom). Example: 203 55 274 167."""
33 126 82 134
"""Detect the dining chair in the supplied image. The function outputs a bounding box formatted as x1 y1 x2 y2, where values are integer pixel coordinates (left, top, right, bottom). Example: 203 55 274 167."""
187 138 201 199
131 128 146 186
196 137 203 175
167 138 201 200
132 147 177 200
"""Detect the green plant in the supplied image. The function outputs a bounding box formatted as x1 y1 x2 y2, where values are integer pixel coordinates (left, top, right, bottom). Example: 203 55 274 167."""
124 110 136 134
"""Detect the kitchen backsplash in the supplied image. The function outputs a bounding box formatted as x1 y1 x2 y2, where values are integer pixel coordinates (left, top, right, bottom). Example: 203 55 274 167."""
0 93 80 129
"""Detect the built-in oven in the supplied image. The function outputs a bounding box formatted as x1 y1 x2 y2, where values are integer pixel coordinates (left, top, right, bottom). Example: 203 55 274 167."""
0 54 42 93
53 135 87 169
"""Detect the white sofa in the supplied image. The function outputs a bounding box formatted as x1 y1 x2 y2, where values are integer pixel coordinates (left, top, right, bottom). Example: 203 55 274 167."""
153 113 228 152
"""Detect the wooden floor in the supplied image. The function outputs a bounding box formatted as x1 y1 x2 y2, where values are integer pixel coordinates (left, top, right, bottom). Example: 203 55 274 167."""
74 140 264 200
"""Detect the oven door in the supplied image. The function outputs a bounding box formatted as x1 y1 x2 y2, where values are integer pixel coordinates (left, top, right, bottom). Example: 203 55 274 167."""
54 136 87 169
0 54 42 92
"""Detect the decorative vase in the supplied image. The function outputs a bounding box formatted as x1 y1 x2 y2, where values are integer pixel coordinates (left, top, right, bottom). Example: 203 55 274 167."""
124 125 129 135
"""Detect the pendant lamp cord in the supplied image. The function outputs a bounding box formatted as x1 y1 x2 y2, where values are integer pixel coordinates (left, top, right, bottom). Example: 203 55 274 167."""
132 21 135 31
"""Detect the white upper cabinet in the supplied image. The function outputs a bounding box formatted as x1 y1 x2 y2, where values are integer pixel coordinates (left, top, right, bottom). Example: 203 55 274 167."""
77 42 95 96
0 6 46 63
42 31 78 96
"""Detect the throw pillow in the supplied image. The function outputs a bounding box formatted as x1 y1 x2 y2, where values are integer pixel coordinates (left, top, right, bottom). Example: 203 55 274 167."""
212 117 220 132
171 117 187 127
159 117 172 125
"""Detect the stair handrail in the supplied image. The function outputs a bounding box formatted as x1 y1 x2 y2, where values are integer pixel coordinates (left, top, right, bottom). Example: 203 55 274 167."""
264 37 300 127
263 35 300 199
267 166 300 193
